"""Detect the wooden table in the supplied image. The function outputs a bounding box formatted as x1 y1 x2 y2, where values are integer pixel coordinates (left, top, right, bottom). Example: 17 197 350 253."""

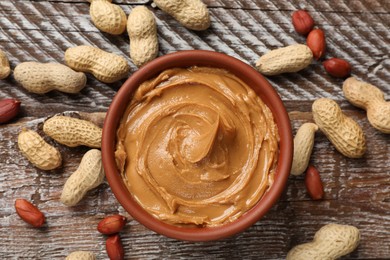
1 0 389 259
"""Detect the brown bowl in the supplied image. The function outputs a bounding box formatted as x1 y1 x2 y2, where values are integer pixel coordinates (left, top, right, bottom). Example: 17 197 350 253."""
102 50 292 241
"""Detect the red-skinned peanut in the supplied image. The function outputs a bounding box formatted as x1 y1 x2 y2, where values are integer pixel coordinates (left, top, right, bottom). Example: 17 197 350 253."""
15 199 45 227
0 99 21 123
307 29 326 60
97 215 126 235
323 58 352 78
106 234 124 260
292 10 314 35
305 165 324 200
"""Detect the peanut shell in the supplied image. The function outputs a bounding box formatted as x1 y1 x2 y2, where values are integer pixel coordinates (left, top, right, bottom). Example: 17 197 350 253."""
256 44 313 76
312 98 366 158
18 128 62 170
343 77 390 134
60 149 104 206
14 62 86 94
43 115 102 148
153 0 210 31
127 6 159 67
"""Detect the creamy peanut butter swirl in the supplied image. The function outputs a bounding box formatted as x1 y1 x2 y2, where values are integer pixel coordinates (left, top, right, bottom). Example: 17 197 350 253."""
115 67 279 227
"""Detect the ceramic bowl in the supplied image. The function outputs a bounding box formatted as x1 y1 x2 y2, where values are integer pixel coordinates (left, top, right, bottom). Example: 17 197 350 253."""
102 50 292 241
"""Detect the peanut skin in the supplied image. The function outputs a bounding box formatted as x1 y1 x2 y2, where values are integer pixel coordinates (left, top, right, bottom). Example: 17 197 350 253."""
292 10 314 36
127 6 159 67
312 98 366 158
97 215 127 235
106 234 124 260
256 44 313 76
18 128 62 170
65 45 130 83
43 115 102 148
0 99 21 124
323 58 351 78
60 149 105 206
15 199 46 228
14 62 87 94
304 165 324 200
306 29 326 60
343 77 390 134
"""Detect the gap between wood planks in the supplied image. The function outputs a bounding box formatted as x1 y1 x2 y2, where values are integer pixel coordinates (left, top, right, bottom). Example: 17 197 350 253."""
28 0 390 14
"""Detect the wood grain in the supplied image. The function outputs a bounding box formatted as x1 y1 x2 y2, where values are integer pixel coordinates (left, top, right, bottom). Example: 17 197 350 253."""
0 0 389 259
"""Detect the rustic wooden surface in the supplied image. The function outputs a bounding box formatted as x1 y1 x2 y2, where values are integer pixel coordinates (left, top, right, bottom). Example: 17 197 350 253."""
0 0 389 259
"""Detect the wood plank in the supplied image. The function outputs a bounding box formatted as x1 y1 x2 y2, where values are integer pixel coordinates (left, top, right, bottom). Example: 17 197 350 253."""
1 108 389 258
1 1 389 102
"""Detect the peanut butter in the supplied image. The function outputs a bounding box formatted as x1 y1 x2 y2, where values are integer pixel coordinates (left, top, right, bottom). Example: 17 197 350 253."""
115 67 279 227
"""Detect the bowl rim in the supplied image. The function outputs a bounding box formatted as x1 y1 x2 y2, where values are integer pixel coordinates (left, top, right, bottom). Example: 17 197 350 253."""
102 50 292 242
